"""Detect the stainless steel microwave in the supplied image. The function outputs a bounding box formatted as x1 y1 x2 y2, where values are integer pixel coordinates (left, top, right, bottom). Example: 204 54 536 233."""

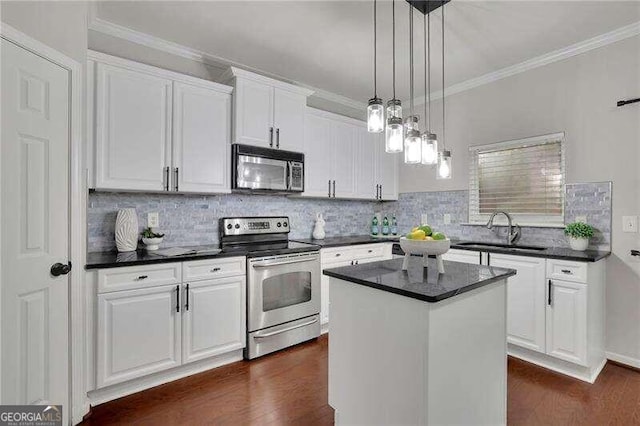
232 144 304 193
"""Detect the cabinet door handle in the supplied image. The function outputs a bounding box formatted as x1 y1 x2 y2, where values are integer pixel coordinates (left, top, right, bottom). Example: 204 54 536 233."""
379 184 383 199
185 283 190 311
174 168 179 192
176 285 180 313
548 280 553 306
276 128 280 148
561 269 572 274
137 275 148 280
350 260 354 265
332 180 336 198
328 179 331 197
269 127 274 147
164 166 170 191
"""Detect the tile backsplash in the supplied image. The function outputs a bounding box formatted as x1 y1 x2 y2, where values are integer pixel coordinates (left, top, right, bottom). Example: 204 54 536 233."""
88 182 611 252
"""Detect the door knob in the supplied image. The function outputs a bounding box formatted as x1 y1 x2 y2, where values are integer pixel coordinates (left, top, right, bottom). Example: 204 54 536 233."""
50 262 72 277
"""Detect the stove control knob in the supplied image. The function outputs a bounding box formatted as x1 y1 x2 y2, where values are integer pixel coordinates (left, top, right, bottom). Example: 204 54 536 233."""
226 224 232 230
283 222 288 227
234 224 240 229
277 222 282 228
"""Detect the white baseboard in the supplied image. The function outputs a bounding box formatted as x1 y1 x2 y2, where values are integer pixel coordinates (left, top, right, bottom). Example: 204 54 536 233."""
321 322 329 335
87 350 243 406
606 351 640 369
508 344 606 383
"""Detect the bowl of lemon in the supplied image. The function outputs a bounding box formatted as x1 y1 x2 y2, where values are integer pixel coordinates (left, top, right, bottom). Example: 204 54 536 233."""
399 225 450 273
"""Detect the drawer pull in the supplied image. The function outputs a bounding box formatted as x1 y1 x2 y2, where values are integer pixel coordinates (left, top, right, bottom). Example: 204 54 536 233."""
561 269 572 274
368 249 373 253
210 267 221 272
335 253 341 257
137 275 148 280
548 280 553 306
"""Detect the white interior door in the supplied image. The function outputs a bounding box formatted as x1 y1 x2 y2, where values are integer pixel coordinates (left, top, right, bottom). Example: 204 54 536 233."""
1 38 70 408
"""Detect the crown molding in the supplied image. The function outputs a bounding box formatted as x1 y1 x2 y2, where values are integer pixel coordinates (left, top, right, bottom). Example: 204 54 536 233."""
408 20 640 106
219 66 314 96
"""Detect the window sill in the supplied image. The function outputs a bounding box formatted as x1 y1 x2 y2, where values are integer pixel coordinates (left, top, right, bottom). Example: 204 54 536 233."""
461 222 565 229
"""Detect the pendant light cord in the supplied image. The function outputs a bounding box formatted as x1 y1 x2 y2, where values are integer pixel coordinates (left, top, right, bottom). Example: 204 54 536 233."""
373 0 377 97
441 1 445 149
409 5 414 117
392 0 396 100
424 11 430 131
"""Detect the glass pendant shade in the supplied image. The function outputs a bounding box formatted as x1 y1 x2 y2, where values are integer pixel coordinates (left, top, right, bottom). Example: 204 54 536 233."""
367 97 384 133
421 132 438 165
385 116 403 153
386 99 402 121
404 117 422 164
437 150 452 179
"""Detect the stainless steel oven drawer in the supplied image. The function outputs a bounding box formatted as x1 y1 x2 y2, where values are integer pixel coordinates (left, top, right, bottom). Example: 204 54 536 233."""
245 314 320 359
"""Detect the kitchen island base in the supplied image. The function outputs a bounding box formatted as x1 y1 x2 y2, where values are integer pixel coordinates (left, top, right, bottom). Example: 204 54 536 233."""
328 276 508 425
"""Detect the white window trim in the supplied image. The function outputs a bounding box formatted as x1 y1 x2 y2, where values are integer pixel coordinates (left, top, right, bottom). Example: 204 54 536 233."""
468 132 566 226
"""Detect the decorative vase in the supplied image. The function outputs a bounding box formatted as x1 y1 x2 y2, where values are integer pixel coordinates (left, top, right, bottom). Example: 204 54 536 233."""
568 236 589 251
312 213 326 240
115 208 138 252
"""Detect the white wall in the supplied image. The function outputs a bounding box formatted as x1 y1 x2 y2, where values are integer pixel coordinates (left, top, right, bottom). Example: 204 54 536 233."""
400 36 640 365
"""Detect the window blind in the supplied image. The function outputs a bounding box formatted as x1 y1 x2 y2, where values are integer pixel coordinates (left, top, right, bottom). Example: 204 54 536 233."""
469 133 565 224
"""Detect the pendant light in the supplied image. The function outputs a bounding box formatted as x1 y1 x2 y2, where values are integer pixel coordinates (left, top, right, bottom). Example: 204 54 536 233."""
421 9 438 165
404 3 421 164
437 2 452 179
367 0 384 133
385 0 403 153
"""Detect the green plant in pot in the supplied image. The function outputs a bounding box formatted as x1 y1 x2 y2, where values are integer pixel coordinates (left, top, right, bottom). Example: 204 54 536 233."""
564 222 594 251
141 227 165 251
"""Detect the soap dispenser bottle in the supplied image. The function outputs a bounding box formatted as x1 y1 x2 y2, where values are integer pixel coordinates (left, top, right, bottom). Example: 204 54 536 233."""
382 216 390 235
391 215 398 235
371 216 379 236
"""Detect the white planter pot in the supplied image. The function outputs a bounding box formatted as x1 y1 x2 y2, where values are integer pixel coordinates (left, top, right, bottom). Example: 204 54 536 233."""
142 237 164 251
568 236 589 251
115 208 138 252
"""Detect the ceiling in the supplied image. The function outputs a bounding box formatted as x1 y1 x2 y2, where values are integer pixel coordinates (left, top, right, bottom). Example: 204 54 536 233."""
94 1 640 105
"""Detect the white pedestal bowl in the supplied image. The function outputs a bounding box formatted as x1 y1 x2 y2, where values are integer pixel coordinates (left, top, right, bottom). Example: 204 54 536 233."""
399 237 451 273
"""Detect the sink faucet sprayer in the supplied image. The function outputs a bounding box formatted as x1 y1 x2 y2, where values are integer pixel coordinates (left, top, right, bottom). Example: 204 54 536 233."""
486 211 521 245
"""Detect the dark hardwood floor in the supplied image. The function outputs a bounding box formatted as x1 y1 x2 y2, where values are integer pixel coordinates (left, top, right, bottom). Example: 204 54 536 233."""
84 335 640 425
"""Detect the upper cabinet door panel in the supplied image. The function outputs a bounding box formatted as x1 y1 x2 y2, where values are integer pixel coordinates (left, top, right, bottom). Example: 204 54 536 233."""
354 127 377 199
303 112 334 197
233 79 273 147
172 82 231 193
273 88 306 152
332 121 357 198
95 63 172 191
376 134 399 201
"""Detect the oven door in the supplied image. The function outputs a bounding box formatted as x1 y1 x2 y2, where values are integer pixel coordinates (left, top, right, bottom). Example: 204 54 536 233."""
236 155 288 191
248 252 320 332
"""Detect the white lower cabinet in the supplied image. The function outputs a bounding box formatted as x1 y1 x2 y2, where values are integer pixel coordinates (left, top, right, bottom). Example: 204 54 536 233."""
320 243 393 328
490 254 547 353
442 249 481 265
97 284 182 388
182 276 246 363
95 257 246 390
546 279 587 366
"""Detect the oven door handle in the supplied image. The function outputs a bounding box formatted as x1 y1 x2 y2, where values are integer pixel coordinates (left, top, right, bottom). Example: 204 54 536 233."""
253 317 319 339
252 257 317 268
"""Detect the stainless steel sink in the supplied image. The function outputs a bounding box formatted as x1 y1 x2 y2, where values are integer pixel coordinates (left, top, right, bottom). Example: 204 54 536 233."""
455 242 547 251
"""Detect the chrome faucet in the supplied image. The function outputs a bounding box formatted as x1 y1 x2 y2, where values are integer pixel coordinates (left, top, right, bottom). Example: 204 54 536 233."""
486 211 521 245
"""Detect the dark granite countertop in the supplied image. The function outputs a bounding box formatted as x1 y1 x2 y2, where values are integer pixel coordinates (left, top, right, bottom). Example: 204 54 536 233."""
448 241 610 262
323 258 516 303
292 235 399 248
86 245 242 270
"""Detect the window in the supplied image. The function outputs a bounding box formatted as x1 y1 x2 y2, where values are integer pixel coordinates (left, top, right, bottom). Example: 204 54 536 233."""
469 133 565 225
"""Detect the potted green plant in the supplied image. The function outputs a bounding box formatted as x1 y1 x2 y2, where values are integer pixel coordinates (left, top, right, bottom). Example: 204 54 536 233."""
564 222 594 251
141 227 165 251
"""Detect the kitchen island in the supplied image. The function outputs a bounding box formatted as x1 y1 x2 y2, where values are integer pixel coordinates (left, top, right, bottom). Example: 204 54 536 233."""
323 257 516 425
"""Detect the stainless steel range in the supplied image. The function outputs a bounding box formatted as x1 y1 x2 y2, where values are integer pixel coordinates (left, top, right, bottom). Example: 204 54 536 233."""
219 217 321 359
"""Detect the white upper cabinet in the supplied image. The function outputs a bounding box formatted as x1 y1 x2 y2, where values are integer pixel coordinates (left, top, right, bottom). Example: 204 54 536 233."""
172 82 230 193
222 67 312 152
88 51 232 194
302 107 399 201
273 88 307 151
94 62 173 191
376 133 399 201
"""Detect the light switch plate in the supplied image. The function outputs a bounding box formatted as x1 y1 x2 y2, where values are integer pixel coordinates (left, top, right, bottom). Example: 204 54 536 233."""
148 212 159 228
575 216 587 223
444 214 451 225
421 214 429 225
622 216 638 233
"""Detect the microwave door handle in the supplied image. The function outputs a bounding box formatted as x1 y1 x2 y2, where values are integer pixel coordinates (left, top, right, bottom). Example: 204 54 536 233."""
286 161 291 190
